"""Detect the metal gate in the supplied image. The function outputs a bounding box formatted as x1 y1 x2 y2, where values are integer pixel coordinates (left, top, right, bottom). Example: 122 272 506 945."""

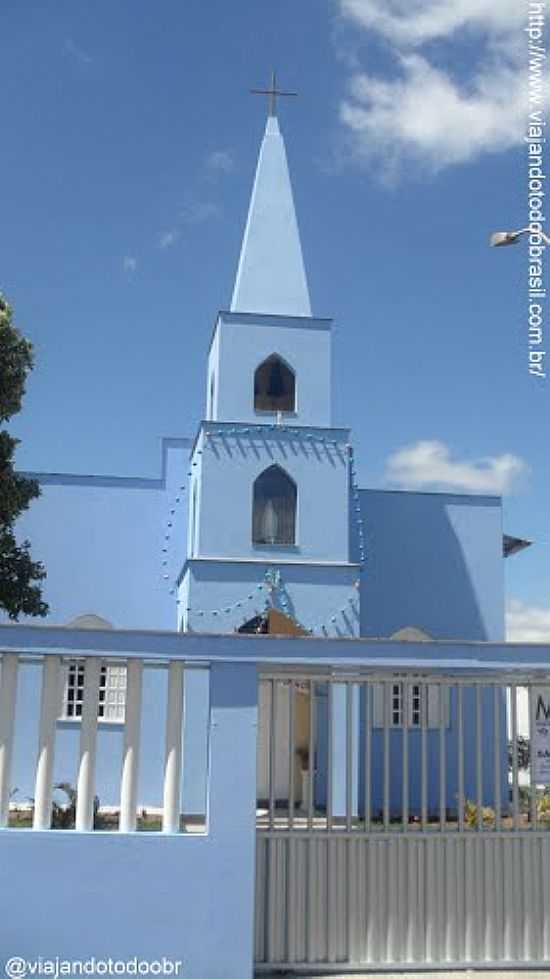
254 669 550 971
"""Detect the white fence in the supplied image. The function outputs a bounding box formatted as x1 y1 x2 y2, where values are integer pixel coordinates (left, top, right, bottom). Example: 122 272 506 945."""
0 652 208 833
255 670 550 971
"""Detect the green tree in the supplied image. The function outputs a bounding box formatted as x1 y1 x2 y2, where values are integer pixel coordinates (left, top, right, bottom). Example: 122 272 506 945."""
0 294 48 618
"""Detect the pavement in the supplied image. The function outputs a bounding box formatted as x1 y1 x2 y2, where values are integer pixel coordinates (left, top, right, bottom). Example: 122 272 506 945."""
259 972 550 978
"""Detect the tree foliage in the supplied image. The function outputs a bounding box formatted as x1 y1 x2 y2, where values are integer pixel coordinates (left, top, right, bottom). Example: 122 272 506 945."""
508 735 530 771
0 294 48 619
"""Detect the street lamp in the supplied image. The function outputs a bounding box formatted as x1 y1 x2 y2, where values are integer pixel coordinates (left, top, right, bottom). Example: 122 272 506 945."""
490 227 550 247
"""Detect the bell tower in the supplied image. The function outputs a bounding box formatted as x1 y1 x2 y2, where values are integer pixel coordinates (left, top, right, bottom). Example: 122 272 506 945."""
178 93 360 637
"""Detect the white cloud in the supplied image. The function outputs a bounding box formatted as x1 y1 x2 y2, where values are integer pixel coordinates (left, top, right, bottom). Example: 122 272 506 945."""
337 0 530 175
122 255 137 274
157 200 220 252
507 599 550 643
180 201 220 225
206 150 234 174
341 54 525 173
340 0 523 47
158 229 180 249
385 440 528 493
64 38 93 66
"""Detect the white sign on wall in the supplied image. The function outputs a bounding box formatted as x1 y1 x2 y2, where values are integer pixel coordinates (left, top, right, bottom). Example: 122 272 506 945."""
533 687 550 785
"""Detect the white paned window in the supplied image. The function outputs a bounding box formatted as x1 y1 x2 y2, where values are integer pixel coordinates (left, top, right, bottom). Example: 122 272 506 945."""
373 682 450 728
62 661 126 722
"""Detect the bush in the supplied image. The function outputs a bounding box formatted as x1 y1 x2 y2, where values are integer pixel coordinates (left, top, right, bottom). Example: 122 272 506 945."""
464 799 495 828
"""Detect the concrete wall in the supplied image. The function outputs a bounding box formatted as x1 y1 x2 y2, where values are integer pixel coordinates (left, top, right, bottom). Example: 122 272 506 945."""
180 558 360 636
207 312 333 428
357 489 505 641
190 423 351 565
2 439 190 631
0 662 258 979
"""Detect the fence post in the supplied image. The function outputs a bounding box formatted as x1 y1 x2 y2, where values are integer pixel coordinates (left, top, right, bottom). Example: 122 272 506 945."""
0 654 19 826
33 655 62 830
120 658 143 833
209 662 258 979
163 660 185 833
75 657 102 831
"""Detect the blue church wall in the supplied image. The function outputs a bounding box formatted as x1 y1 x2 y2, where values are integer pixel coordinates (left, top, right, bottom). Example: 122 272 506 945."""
356 489 505 641
189 423 351 564
207 311 333 428
314 686 509 819
2 438 190 632
180 558 361 636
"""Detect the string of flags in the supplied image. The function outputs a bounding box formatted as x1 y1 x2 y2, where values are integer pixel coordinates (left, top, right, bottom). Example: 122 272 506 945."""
159 425 367 634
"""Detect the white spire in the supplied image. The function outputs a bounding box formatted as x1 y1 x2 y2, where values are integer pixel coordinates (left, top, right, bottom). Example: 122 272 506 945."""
230 114 312 318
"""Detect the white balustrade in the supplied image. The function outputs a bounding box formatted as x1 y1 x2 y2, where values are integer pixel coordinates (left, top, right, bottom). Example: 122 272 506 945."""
119 658 143 833
0 654 19 826
33 655 62 830
75 657 102 831
162 660 185 833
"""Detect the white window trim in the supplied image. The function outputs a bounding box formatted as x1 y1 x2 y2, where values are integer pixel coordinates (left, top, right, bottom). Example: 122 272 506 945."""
372 682 450 729
59 660 127 724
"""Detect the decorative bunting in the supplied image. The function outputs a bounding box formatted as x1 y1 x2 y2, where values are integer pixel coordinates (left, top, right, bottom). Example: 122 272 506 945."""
160 424 367 634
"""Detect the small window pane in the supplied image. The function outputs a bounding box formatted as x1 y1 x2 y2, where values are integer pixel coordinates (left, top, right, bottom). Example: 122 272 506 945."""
62 660 126 722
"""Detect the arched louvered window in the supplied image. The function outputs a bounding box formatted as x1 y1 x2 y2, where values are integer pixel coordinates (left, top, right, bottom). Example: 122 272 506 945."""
254 355 295 412
252 465 297 546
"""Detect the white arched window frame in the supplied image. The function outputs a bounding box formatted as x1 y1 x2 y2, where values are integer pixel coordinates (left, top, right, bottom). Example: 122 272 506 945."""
252 465 297 546
254 354 296 413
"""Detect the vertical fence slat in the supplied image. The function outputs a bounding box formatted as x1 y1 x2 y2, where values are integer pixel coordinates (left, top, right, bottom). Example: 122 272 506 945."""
402 680 409 831
458 684 465 832
528 684 538 831
162 660 184 834
511 684 520 830
364 681 371 833
308 680 315 829
33 655 62 830
269 678 276 831
439 682 446 832
383 680 390 831
288 680 295 830
75 656 102 831
119 658 143 833
494 685 502 832
0 654 19 827
327 683 333 831
421 682 428 830
346 682 353 833
476 684 483 832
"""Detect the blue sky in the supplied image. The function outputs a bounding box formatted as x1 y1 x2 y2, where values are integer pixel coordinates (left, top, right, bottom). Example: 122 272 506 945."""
1 0 548 636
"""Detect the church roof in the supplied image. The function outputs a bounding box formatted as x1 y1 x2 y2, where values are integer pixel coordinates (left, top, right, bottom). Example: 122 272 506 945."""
230 113 312 318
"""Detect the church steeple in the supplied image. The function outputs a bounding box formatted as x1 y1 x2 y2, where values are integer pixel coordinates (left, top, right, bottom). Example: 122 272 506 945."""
230 95 312 318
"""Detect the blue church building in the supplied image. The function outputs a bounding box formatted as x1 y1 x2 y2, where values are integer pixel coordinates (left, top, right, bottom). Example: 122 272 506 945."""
3 102 528 818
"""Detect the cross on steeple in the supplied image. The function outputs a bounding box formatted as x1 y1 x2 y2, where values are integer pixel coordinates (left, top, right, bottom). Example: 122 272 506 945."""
250 70 297 117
